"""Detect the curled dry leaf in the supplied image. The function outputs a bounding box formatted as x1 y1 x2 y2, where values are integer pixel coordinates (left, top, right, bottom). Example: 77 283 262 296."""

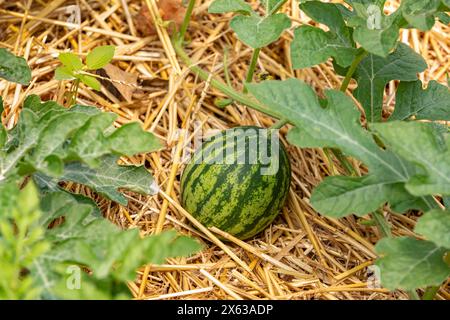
97 64 138 103
135 0 187 36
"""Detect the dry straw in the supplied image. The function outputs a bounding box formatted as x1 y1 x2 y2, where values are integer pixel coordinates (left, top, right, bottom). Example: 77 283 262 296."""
0 0 449 300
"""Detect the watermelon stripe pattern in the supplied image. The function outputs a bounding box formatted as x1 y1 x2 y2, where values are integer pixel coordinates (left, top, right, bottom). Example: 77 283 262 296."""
181 126 291 240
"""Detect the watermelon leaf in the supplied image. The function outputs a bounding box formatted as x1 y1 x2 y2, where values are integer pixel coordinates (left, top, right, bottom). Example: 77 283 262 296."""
375 237 449 290
415 210 450 249
291 1 357 69
246 79 437 217
390 80 450 121
401 0 442 31
229 13 291 49
371 121 450 197
0 95 161 183
208 0 253 14
350 44 427 122
35 156 158 205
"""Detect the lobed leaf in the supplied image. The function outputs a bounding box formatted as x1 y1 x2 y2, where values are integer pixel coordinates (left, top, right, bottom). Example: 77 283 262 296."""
79 74 102 91
291 1 357 69
230 13 291 48
264 0 285 13
291 26 357 69
372 121 450 196
38 155 159 205
107 122 163 156
390 80 450 121
1 96 161 192
402 0 441 31
246 79 435 217
208 0 252 14
375 237 449 290
351 43 427 122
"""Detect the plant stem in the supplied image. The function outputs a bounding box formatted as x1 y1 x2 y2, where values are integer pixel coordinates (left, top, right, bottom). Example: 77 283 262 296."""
268 0 288 15
173 39 282 120
223 46 232 87
243 48 261 93
330 148 356 176
340 50 368 92
178 0 196 43
407 290 420 300
372 210 392 238
69 79 80 106
422 286 439 300
270 119 288 129
173 40 362 175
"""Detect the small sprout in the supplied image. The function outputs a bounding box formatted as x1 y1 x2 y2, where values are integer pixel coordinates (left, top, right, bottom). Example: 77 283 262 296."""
54 45 116 91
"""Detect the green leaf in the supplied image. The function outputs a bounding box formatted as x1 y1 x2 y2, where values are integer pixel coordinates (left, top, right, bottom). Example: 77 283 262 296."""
79 74 101 91
26 110 97 175
53 156 158 205
58 52 83 71
246 79 435 217
372 121 450 196
345 0 403 57
351 43 427 122
375 237 449 290
352 21 400 58
390 80 450 121
402 0 441 31
0 48 32 85
230 13 291 48
264 0 284 12
291 26 357 69
86 45 115 70
311 176 403 217
54 66 76 80
208 0 253 14
1 96 161 182
416 210 450 249
67 112 117 167
345 0 386 8
387 183 437 213
107 122 162 156
292 1 357 69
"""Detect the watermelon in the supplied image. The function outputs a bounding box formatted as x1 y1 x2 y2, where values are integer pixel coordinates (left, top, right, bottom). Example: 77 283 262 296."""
180 126 291 240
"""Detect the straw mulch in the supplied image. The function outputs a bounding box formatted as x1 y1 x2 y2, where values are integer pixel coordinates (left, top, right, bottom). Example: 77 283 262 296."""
0 0 449 300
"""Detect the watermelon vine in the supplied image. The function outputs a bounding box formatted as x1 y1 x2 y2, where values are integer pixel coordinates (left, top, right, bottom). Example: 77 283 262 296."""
173 0 450 299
